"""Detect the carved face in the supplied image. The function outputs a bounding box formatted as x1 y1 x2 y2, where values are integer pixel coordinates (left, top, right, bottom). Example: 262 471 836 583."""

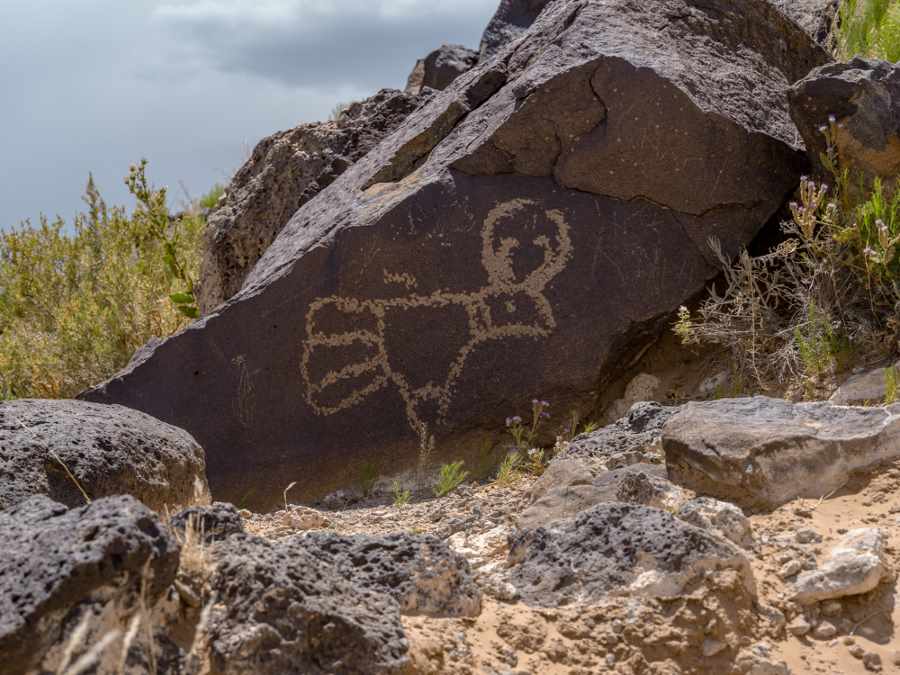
481 199 573 291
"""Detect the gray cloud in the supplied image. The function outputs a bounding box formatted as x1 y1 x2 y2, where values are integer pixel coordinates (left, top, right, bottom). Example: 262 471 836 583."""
153 0 495 89
0 0 496 228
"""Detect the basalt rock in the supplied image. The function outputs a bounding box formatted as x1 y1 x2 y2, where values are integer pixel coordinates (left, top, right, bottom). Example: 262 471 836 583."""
300 531 482 617
0 496 179 675
84 0 827 510
406 44 479 95
789 58 900 195
508 503 756 606
0 399 208 512
478 0 553 62
770 0 838 45
169 501 244 543
662 397 900 511
197 88 425 312
204 533 411 675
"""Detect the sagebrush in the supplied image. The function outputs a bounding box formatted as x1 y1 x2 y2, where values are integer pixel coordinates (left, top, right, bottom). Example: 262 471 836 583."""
676 174 900 394
0 161 210 399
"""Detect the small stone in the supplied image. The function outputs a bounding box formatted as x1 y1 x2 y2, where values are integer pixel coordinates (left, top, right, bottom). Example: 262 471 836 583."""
843 636 856 645
863 652 882 671
812 621 837 640
848 644 865 659
793 529 887 604
779 560 803 579
891 650 900 666
787 616 811 636
822 601 842 616
796 529 822 544
703 639 727 656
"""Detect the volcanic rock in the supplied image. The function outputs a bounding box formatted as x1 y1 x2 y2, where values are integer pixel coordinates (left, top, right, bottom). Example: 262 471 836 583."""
0 398 208 512
508 502 755 606
406 44 479 94
197 88 425 312
790 58 900 195
84 0 827 510
169 501 244 543
0 496 179 675
478 0 553 62
663 397 900 511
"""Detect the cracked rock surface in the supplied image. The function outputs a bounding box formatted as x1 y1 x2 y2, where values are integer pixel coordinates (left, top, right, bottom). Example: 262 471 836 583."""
85 0 828 511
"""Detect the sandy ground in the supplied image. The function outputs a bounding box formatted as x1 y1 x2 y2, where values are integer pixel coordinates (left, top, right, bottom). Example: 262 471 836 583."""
244 457 900 674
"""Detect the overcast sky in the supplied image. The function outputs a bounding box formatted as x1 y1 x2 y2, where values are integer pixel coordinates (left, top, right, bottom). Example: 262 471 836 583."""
0 0 497 228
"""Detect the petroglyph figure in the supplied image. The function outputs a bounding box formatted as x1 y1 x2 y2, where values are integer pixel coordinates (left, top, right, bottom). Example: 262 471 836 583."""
300 199 574 433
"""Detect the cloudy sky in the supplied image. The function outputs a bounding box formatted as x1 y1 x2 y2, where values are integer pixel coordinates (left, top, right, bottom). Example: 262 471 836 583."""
0 0 497 228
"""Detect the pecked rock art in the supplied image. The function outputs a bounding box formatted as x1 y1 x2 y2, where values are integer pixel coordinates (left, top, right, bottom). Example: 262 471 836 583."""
82 0 823 510
301 199 573 435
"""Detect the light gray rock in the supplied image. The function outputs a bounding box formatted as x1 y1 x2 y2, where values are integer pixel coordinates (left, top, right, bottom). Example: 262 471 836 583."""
677 497 754 549
606 373 662 422
508 503 755 606
830 363 900 406
793 528 888 604
0 399 208 512
519 463 685 530
0 495 180 675
663 397 900 511
735 642 791 674
528 458 594 503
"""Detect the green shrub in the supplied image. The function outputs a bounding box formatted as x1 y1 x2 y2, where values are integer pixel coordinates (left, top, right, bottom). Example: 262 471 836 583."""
838 0 900 61
433 460 468 497
675 174 900 393
0 161 205 399
494 452 522 486
391 480 411 507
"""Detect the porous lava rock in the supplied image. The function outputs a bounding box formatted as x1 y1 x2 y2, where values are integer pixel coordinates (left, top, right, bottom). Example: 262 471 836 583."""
508 502 755 606
663 397 900 511
84 0 827 510
301 531 482 617
0 495 179 675
169 501 244 543
0 399 208 512
204 533 412 675
406 44 479 94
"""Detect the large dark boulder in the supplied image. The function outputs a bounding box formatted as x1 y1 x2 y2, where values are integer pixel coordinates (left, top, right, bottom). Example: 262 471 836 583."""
789 58 900 195
662 397 900 511
197 88 425 312
406 44 479 95
0 399 208 512
478 0 553 62
84 0 827 510
0 495 179 675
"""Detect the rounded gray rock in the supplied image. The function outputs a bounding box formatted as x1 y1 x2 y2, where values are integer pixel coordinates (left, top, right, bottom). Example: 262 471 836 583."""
0 399 209 512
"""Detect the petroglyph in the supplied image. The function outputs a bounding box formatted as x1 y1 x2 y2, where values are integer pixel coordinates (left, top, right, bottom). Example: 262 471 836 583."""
232 355 256 428
300 199 574 433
